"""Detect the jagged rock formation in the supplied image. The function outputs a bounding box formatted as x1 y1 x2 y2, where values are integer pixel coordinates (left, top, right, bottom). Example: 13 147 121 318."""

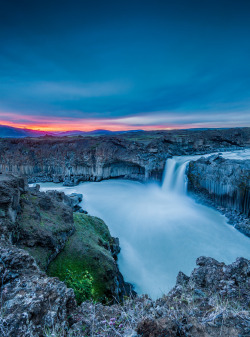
1 234 249 336
188 155 250 236
0 174 131 336
70 257 250 337
0 240 76 337
0 128 249 185
0 174 249 336
0 174 27 239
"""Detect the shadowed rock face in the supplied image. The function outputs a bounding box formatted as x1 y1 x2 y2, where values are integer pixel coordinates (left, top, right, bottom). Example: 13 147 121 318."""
0 174 133 336
0 175 28 241
0 128 249 185
187 155 250 235
0 175 27 223
17 186 75 270
0 240 76 337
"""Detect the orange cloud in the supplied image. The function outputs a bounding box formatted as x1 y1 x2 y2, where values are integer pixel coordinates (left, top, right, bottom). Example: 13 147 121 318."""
0 111 175 132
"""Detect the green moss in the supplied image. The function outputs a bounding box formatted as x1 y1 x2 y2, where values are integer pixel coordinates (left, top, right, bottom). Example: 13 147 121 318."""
73 212 110 242
64 269 94 304
47 213 115 302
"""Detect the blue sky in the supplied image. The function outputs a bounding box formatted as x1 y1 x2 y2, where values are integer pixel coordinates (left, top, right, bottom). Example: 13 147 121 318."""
0 0 249 130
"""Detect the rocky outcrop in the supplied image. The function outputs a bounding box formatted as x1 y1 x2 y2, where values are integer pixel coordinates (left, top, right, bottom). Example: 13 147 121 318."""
17 186 75 270
0 240 76 337
0 174 133 336
0 128 249 184
2 238 249 337
47 213 134 302
70 257 250 337
0 174 27 241
187 155 250 236
45 190 85 212
0 176 76 269
1 239 249 337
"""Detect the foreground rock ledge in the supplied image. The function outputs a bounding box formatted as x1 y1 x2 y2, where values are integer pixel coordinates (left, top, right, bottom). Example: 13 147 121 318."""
0 246 249 336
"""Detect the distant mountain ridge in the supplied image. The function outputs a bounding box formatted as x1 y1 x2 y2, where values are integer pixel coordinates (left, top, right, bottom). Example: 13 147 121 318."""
0 125 144 138
0 125 48 138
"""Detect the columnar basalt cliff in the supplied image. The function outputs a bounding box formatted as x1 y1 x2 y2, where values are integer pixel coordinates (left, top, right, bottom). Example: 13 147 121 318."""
0 128 249 185
188 155 250 236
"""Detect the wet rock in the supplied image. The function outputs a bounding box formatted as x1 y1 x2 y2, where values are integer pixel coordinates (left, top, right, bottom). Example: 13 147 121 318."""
46 190 84 212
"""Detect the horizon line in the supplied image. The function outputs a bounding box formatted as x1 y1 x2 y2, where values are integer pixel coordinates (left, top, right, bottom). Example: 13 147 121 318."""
0 122 247 134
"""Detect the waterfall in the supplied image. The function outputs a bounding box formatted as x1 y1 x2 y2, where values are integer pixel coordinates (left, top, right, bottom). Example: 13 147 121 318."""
38 149 250 299
162 158 191 194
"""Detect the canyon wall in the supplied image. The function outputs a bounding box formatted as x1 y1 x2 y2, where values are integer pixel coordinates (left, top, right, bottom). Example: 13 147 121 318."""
187 155 250 235
0 128 249 185
0 177 249 336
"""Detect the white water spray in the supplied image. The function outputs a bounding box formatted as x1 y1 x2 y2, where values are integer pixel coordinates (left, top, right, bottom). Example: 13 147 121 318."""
162 158 190 194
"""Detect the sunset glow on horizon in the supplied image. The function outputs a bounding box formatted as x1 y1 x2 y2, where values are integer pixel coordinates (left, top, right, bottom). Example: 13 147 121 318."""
0 1 250 131
0 115 174 132
1 109 250 133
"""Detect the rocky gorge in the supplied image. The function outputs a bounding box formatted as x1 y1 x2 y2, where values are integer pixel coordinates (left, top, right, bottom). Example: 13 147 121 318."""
0 127 249 237
0 128 249 336
0 173 249 337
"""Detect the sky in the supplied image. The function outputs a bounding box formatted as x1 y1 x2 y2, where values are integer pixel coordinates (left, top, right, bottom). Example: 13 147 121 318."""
0 0 250 131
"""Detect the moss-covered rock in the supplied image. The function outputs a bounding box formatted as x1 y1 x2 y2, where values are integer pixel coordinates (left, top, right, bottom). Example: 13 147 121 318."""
0 174 132 308
17 188 75 270
47 213 120 301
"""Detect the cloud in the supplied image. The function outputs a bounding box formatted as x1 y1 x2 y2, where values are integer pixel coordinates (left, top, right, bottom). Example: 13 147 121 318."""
0 0 249 129
29 81 131 98
0 109 249 132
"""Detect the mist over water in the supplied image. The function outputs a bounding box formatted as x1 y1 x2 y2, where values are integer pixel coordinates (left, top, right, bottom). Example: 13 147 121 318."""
38 150 250 299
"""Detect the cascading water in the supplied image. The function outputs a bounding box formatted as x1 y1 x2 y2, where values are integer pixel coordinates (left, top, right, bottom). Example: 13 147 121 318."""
36 150 250 299
162 158 190 194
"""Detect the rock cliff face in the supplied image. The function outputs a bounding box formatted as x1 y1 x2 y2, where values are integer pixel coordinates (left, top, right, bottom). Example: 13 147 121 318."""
0 240 76 337
17 185 75 270
188 155 250 216
0 174 132 336
0 174 249 336
187 155 250 236
0 128 249 185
